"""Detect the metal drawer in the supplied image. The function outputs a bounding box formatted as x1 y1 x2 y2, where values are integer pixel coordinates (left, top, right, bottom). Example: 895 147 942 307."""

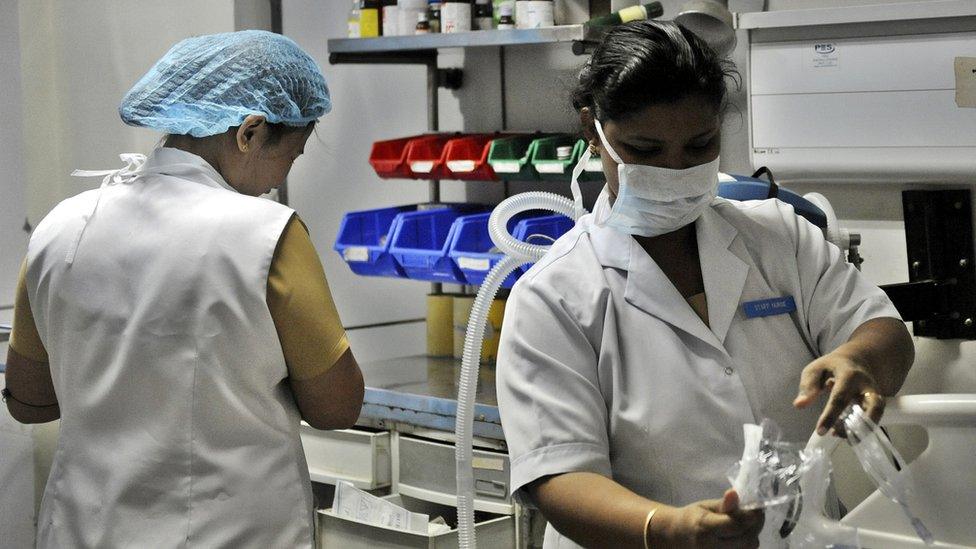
318 494 515 549
301 426 392 490
395 434 513 515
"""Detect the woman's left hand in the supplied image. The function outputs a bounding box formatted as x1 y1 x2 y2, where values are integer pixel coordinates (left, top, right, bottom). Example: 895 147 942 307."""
793 350 885 437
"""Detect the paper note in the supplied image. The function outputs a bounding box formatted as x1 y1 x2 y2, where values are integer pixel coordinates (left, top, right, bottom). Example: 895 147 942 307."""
342 247 369 262
955 57 976 108
331 481 429 534
458 257 491 272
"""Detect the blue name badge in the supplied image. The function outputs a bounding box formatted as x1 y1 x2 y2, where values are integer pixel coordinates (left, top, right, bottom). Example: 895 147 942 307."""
743 296 796 319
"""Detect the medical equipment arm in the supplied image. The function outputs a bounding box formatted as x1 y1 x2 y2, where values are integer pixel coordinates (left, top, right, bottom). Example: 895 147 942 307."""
794 317 914 435
531 472 763 548
3 347 60 424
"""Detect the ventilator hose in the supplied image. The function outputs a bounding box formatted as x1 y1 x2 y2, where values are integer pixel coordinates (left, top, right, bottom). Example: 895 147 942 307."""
456 192 580 549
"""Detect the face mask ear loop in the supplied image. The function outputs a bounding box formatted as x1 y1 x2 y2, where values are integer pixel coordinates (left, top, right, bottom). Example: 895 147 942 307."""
593 119 624 165
570 146 591 220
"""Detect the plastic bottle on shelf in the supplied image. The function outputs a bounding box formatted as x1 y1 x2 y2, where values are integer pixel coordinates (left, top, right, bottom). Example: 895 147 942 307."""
515 0 554 29
474 0 493 30
496 3 515 29
442 0 473 33
347 0 361 38
428 0 442 33
416 11 432 33
359 0 382 37
382 0 399 36
584 2 663 32
397 0 427 35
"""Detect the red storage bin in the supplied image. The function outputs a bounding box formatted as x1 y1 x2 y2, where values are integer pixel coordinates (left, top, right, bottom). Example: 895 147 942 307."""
405 134 456 179
369 135 421 179
443 134 503 181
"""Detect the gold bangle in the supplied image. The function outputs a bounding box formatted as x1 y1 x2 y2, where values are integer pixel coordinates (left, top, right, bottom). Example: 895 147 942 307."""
643 507 658 549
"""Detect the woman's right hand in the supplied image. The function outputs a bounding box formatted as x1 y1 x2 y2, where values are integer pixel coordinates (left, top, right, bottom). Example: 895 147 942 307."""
649 489 764 549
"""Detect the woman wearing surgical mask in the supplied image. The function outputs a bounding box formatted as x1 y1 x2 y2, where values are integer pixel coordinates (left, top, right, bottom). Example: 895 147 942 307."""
496 21 913 548
3 31 362 547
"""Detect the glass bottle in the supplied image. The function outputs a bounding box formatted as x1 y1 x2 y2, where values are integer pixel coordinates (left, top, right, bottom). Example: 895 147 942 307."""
493 0 513 26
496 3 515 29
427 0 442 33
416 11 431 33
474 0 493 30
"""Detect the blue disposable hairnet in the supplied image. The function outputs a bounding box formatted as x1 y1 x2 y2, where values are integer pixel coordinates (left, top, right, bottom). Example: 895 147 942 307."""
120 30 331 138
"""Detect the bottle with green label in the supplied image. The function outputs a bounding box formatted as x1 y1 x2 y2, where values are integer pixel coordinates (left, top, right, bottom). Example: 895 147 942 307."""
584 2 663 33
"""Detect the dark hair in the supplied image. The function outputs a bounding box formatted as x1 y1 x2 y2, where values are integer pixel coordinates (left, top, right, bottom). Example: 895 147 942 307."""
572 20 739 122
264 120 316 146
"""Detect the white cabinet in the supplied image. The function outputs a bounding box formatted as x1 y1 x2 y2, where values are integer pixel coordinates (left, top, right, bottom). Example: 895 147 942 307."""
740 1 976 183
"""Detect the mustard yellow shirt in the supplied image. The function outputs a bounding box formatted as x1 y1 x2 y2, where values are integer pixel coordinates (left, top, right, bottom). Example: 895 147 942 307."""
10 214 348 382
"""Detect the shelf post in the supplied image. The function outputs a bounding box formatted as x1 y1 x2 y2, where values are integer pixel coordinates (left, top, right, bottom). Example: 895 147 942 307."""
427 57 442 295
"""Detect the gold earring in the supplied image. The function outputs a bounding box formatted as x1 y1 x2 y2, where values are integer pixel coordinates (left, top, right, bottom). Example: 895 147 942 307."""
242 144 249 152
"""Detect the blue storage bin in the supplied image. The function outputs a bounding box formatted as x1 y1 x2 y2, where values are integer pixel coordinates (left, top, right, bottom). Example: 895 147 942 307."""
389 205 488 283
718 176 828 229
511 214 575 275
447 212 531 288
334 205 420 278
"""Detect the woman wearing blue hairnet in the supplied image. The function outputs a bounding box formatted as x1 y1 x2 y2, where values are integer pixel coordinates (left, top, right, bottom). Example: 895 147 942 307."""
3 30 362 547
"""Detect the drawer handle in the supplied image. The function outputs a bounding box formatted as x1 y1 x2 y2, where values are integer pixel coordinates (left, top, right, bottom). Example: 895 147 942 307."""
475 479 508 499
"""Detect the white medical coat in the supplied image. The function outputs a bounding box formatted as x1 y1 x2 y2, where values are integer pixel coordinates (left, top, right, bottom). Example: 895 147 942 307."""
26 148 314 548
496 191 900 548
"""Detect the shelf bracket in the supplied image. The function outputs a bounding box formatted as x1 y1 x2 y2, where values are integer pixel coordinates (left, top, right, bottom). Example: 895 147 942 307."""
438 68 463 90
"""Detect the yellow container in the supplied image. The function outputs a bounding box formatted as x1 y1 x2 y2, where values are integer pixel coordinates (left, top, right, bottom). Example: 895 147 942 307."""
359 8 380 37
426 294 455 357
453 295 506 363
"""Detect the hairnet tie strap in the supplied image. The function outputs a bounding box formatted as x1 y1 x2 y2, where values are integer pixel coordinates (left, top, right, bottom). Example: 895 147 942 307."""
65 153 147 265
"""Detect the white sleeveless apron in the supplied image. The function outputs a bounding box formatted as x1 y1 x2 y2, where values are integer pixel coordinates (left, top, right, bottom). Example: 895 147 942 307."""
25 147 314 548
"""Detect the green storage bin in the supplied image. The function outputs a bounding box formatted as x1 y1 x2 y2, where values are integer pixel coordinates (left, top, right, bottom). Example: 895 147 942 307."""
531 135 585 182
486 135 541 181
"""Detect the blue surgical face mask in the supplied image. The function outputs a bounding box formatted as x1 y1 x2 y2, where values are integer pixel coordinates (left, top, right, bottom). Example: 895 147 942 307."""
576 119 720 237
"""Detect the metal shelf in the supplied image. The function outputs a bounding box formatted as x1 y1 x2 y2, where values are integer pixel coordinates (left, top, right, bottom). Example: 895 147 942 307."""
356 355 504 440
328 25 585 56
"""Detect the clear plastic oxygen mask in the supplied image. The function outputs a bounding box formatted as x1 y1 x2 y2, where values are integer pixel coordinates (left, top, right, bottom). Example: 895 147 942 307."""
840 404 934 545
731 404 937 547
